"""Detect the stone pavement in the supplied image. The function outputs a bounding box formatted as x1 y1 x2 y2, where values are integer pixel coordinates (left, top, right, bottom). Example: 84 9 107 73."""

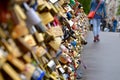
80 32 120 80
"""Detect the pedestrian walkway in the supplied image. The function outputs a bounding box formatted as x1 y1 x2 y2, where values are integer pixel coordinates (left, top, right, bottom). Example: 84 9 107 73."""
81 32 120 80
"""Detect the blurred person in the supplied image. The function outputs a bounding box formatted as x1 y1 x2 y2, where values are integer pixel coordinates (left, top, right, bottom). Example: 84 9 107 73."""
112 17 118 32
108 22 112 32
90 0 106 42
101 18 107 31
117 19 120 32
90 19 93 31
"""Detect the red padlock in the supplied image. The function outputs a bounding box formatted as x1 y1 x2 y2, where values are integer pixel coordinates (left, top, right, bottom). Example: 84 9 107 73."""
72 24 78 30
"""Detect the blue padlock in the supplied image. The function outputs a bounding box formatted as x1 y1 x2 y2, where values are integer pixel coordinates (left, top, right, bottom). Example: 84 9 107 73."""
67 12 72 20
31 67 45 80
71 40 77 47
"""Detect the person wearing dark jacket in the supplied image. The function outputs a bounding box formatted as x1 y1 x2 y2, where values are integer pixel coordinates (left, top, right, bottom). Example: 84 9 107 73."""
101 18 106 31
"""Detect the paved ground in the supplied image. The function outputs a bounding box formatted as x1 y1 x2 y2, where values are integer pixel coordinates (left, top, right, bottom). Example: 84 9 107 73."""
81 32 120 80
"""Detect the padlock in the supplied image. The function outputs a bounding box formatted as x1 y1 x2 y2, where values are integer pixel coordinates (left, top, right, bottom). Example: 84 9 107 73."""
68 20 74 27
72 23 78 30
60 44 68 53
70 40 77 48
67 43 74 50
23 52 32 63
7 54 25 71
45 53 52 61
49 37 62 51
62 28 71 41
58 0 65 5
2 63 21 80
55 49 62 58
47 60 56 71
58 54 69 64
6 39 22 57
8 38 22 57
66 11 72 20
49 71 60 80
53 16 60 26
37 1 52 12
35 46 47 57
41 56 49 65
2 39 21 57
47 26 63 37
37 0 44 6
49 2 58 16
54 4 65 13
31 67 45 80
34 32 44 43
15 38 31 53
44 31 55 44
19 74 27 80
39 12 54 25
23 64 36 80
58 67 65 74
14 4 26 20
11 21 29 39
22 34 36 47
49 49 56 58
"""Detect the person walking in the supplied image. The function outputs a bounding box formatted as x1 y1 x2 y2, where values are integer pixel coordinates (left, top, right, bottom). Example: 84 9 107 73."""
90 0 106 42
117 19 120 32
101 18 107 31
112 17 118 32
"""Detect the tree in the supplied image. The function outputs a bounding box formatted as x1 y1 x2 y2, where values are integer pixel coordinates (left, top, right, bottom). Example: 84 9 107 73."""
78 0 91 14
117 1 120 15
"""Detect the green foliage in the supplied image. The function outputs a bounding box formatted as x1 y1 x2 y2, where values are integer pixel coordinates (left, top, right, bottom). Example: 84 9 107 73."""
78 0 91 14
117 2 120 15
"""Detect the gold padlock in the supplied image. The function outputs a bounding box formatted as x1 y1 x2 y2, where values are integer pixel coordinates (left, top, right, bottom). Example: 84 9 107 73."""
11 7 28 38
11 21 29 39
7 54 25 71
23 52 32 63
8 38 22 57
49 37 62 51
37 1 52 11
2 39 21 57
47 26 63 37
22 34 36 47
39 12 54 25
49 2 58 15
37 0 44 6
58 0 65 5
36 46 47 57
34 32 44 43
54 4 65 13
44 31 55 43
50 71 60 80
2 63 21 80
14 4 26 20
